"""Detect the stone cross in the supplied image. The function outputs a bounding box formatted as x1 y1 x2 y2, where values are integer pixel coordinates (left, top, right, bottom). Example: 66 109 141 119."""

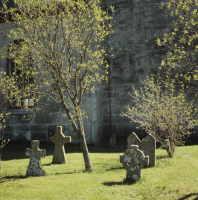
127 132 156 167
25 140 46 176
121 145 149 182
51 126 71 164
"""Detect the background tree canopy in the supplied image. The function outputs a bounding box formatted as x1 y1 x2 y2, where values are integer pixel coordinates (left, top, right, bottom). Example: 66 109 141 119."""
157 0 198 96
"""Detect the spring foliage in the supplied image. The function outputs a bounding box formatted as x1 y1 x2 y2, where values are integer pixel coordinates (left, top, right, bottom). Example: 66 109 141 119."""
1 0 114 171
157 0 198 91
122 76 198 157
0 72 12 169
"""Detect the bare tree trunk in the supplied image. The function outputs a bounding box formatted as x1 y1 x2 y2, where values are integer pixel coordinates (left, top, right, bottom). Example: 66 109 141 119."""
78 132 93 172
167 147 175 158
166 139 175 158
76 107 93 172
0 127 4 170
0 152 2 169
62 102 93 172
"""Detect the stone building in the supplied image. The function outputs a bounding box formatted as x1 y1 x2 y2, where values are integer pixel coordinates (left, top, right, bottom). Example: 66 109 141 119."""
0 0 197 143
100 0 171 139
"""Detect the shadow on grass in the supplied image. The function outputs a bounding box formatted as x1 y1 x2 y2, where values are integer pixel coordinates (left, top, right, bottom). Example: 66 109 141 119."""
178 193 198 200
1 142 55 161
2 141 125 161
103 179 136 186
106 166 124 171
54 171 80 175
0 175 28 183
156 155 169 159
42 163 52 166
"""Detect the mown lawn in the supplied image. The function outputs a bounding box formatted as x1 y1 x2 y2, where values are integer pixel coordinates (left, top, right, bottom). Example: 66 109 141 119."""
0 141 198 199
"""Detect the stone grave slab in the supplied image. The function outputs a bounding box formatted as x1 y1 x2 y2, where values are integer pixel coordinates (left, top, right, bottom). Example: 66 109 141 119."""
109 134 116 147
126 132 156 167
141 134 156 167
127 132 141 149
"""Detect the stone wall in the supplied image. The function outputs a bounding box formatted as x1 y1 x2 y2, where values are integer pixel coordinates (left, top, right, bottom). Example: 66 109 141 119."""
0 23 103 144
1 96 102 143
101 0 173 139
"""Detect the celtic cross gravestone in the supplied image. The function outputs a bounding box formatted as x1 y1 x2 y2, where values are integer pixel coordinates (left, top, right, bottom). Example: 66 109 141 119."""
121 145 149 182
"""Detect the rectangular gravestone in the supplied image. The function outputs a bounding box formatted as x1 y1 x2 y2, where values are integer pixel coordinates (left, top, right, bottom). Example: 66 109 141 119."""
126 132 156 167
109 134 116 147
127 132 141 149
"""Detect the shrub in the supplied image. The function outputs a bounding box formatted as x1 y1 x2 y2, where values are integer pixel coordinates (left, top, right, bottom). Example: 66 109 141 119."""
122 76 198 157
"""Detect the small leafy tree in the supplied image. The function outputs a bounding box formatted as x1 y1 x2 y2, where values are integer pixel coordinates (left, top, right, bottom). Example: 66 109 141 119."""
157 0 198 93
0 65 33 169
122 76 198 158
2 0 114 171
0 72 11 169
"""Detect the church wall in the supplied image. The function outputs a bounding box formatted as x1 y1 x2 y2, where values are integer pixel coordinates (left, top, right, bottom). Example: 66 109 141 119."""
0 22 103 144
101 0 177 139
1 0 198 143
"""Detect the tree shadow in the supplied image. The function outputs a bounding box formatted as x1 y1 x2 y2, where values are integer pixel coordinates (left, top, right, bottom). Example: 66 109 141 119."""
156 155 169 159
54 171 80 175
1 142 54 161
2 141 126 161
178 193 198 200
0 175 28 183
106 166 124 171
42 163 52 166
103 179 136 186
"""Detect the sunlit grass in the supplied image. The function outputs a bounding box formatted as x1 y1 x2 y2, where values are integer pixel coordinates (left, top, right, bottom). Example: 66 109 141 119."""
0 142 198 199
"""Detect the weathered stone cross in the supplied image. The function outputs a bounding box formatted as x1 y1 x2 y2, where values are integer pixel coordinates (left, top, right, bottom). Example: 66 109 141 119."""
25 140 46 176
120 145 149 182
51 126 71 164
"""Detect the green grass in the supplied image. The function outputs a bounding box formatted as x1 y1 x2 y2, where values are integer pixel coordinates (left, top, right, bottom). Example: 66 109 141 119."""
0 141 198 199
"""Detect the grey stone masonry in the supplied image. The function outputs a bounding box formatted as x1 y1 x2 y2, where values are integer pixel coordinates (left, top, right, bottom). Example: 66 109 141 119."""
25 140 46 176
0 22 103 144
51 126 71 164
1 0 198 142
127 132 156 167
121 145 149 182
101 0 173 139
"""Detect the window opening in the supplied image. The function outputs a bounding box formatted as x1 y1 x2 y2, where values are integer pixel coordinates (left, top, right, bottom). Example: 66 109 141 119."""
7 44 34 109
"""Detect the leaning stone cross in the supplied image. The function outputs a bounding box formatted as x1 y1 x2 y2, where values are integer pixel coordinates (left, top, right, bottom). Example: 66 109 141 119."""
51 126 71 164
25 140 46 176
120 145 149 182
